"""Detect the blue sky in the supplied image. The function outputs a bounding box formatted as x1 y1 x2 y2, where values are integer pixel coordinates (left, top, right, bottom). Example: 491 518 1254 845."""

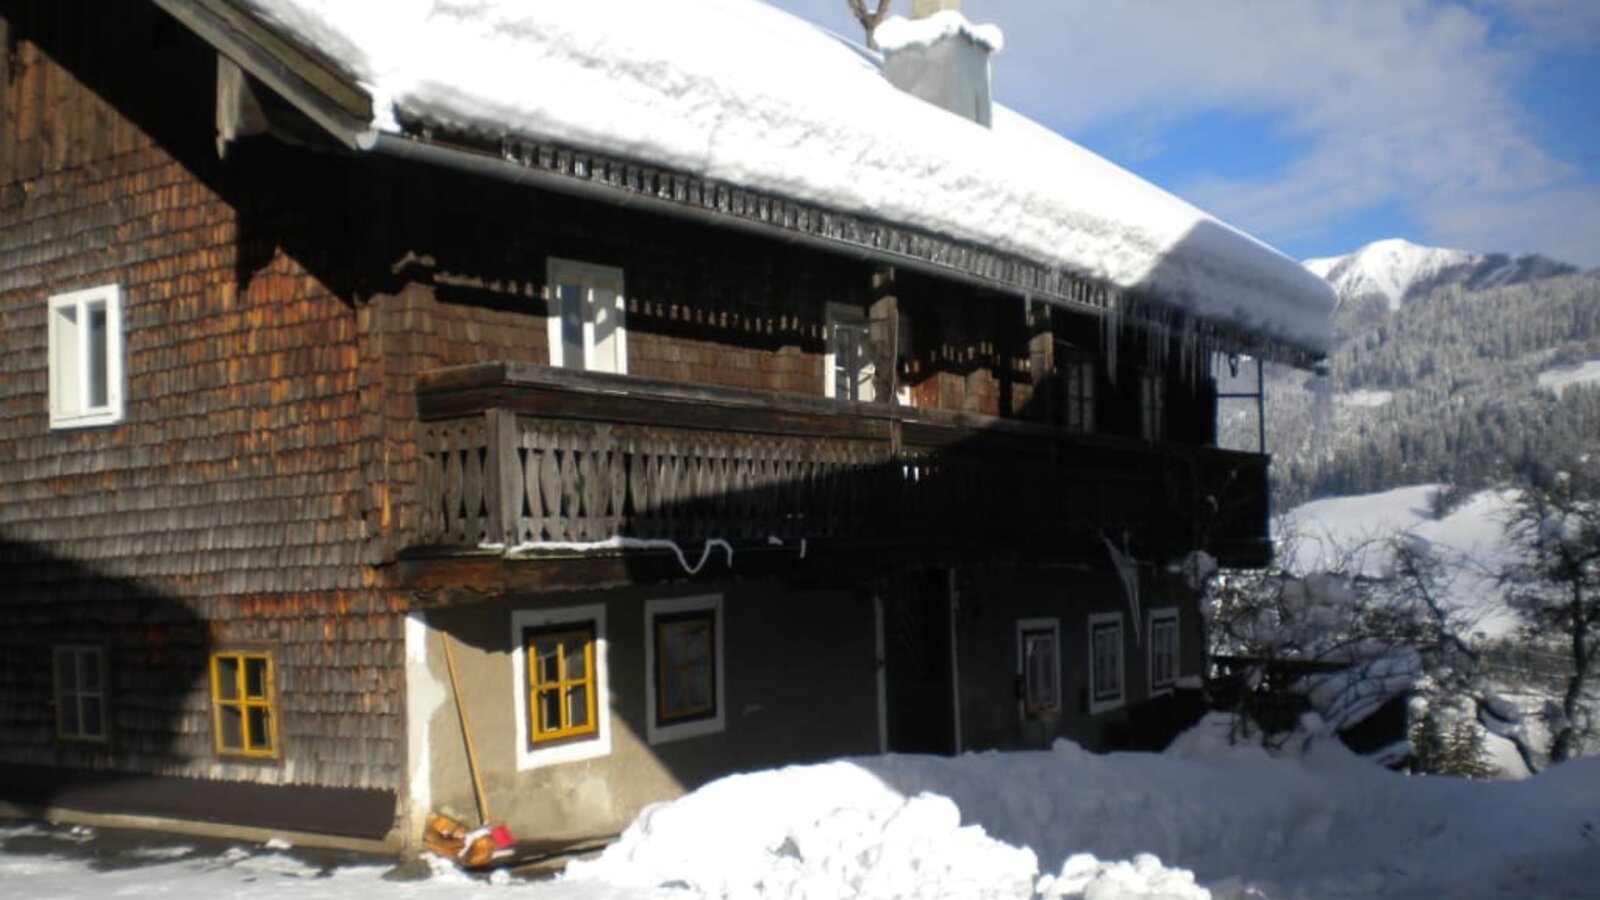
766 0 1600 266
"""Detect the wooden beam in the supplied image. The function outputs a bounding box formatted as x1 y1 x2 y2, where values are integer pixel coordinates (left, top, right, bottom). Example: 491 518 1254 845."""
868 266 899 406
151 0 372 149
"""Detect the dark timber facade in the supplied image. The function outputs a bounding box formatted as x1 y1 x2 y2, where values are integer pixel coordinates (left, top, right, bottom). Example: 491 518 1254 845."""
0 0 1291 848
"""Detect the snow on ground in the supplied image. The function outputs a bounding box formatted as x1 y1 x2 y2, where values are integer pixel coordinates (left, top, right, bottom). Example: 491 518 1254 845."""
233 0 1334 353
7 727 1600 899
1334 388 1394 408
1537 360 1600 398
1285 484 1521 638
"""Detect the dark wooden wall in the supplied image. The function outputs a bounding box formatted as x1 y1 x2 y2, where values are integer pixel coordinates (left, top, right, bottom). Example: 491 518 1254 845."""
0 1 402 794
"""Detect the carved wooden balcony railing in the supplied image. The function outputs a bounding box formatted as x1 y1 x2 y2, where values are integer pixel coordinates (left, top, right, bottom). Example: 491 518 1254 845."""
412 363 1271 566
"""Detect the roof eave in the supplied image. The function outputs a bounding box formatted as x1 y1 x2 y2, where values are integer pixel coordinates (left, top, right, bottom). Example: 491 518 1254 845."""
151 0 374 150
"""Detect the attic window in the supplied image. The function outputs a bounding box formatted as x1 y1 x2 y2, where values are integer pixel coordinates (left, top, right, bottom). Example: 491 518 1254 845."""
48 285 124 429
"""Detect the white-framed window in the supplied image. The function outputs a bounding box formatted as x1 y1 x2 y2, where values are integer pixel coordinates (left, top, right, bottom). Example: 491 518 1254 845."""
645 595 725 745
547 259 627 374
53 645 107 742
1148 607 1179 696
1138 370 1166 442
48 284 124 428
1087 612 1125 714
825 302 874 402
511 603 612 770
1016 618 1061 716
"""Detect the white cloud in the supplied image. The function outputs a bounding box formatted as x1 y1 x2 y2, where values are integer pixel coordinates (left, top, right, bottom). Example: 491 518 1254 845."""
766 0 1599 265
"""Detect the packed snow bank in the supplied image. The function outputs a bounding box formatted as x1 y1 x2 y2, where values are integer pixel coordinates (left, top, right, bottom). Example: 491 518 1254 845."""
563 762 1039 898
569 728 1600 900
234 0 1334 355
7 736 1600 899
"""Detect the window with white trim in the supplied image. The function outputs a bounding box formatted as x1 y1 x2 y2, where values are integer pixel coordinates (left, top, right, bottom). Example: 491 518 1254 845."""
1148 608 1179 696
512 604 612 770
1088 612 1125 713
645 595 725 744
1016 618 1061 716
547 259 626 374
48 284 124 428
825 302 874 402
54 645 107 741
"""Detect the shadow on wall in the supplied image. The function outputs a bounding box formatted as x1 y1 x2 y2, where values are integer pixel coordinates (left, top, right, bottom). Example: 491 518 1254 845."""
0 536 398 838
0 535 213 818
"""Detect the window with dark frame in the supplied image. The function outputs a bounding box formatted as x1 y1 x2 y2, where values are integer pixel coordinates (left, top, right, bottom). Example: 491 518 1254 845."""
1149 611 1179 693
1019 625 1060 714
210 651 275 757
1090 617 1124 706
54 645 106 741
525 624 598 746
1139 371 1166 442
653 609 717 726
1058 352 1096 432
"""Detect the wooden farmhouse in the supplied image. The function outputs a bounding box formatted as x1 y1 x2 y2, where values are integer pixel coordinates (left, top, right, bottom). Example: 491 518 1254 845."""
0 0 1334 851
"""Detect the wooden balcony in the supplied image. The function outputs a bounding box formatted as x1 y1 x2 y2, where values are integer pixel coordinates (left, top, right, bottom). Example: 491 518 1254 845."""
410 363 1271 569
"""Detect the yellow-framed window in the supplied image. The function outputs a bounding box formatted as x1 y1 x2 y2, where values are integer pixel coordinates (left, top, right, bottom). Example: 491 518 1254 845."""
526 625 598 745
654 610 717 725
210 651 276 757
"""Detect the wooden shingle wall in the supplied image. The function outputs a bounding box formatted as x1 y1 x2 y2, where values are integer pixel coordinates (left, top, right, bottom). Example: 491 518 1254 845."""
0 3 402 792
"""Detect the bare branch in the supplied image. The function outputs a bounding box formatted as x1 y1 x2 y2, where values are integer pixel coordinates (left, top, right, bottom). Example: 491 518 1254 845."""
847 0 894 49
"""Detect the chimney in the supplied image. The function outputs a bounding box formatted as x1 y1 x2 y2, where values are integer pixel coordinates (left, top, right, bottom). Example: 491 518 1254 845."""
877 0 1002 128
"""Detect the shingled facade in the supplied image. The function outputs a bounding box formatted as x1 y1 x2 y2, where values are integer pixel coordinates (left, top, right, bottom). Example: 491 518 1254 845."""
0 0 1319 849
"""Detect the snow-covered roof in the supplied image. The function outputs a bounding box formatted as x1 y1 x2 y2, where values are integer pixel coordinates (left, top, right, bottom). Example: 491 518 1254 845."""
233 0 1335 358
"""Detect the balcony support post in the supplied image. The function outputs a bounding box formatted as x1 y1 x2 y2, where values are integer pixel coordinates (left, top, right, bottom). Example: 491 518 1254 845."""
485 407 522 548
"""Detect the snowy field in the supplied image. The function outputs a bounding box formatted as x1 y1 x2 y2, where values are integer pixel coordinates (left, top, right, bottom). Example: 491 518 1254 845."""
1537 360 1600 398
1284 484 1522 638
6 720 1599 900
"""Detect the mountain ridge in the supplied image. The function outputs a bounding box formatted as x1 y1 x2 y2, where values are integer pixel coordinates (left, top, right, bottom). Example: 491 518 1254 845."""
1303 238 1577 323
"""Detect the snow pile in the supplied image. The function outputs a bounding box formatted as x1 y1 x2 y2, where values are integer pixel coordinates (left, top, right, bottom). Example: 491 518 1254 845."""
1037 853 1209 900
234 0 1334 354
1537 360 1600 398
563 762 1038 898
874 11 1004 53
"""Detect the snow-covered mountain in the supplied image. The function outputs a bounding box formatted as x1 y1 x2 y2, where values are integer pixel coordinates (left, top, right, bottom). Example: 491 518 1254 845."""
1304 238 1576 314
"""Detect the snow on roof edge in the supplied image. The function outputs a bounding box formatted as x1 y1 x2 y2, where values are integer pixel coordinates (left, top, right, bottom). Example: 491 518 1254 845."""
230 0 1334 358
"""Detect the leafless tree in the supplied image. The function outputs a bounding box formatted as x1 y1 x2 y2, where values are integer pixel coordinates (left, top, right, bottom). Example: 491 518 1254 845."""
1500 457 1600 763
848 0 893 49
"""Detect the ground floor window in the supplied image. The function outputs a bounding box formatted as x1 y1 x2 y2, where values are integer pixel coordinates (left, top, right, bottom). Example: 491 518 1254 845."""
1016 619 1061 716
511 604 612 769
54 645 106 741
1148 608 1179 695
1088 612 1125 713
646 595 725 744
210 651 275 757
525 624 598 745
